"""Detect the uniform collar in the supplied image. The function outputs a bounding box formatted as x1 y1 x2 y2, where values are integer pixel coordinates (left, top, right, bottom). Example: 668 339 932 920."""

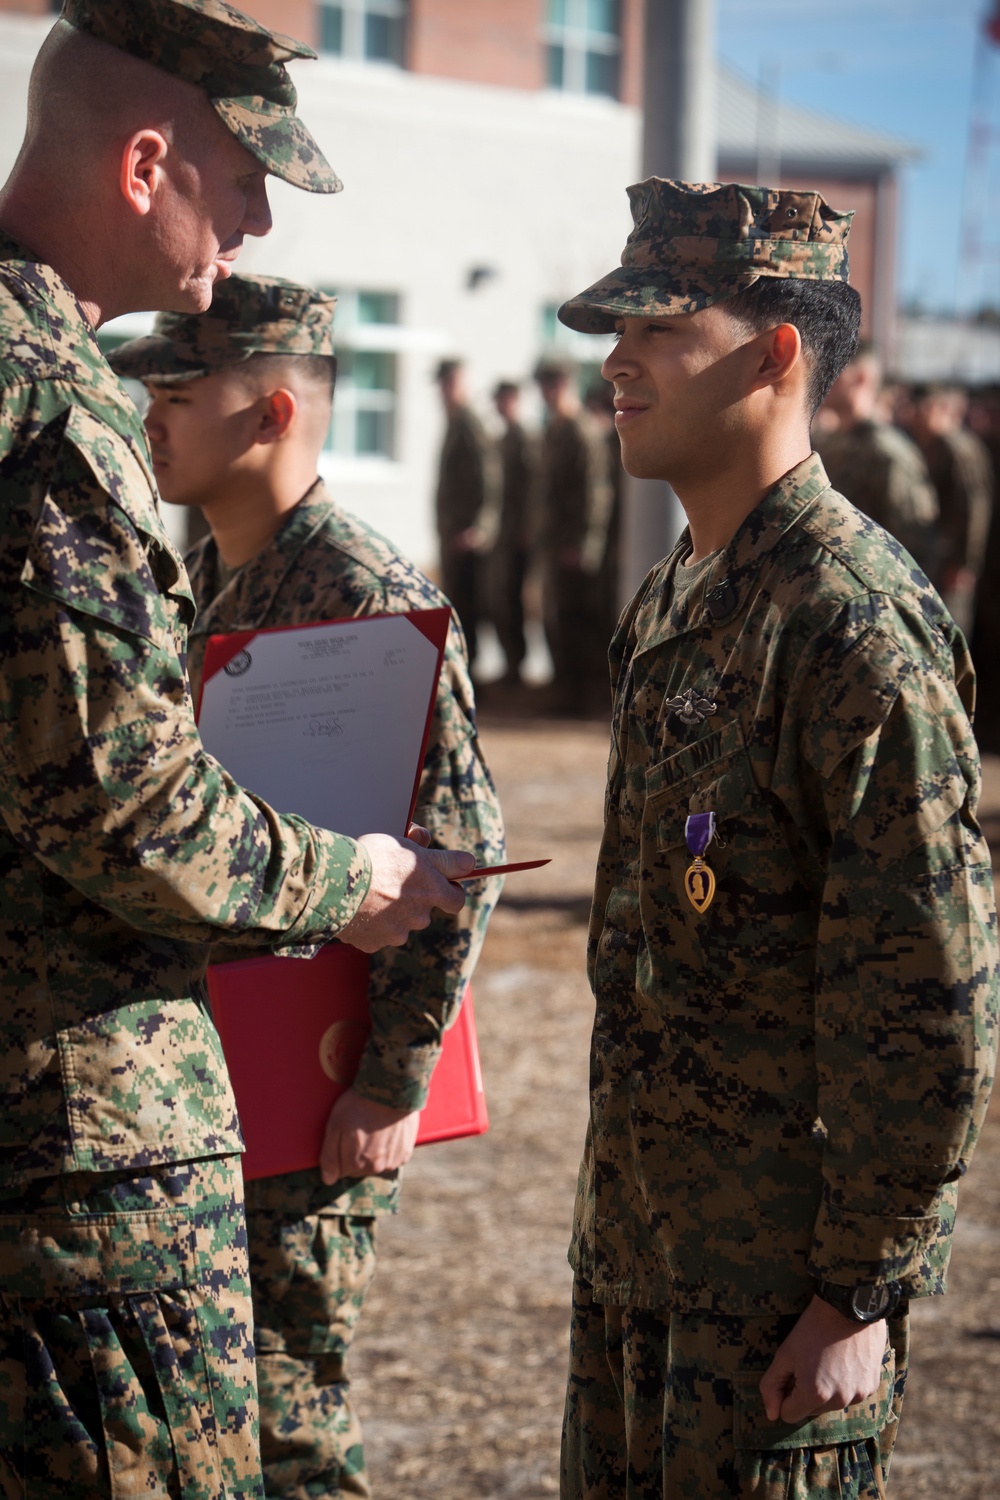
633 453 831 653
188 478 332 637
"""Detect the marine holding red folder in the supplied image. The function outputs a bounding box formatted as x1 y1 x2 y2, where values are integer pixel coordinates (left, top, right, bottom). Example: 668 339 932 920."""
110 275 506 1500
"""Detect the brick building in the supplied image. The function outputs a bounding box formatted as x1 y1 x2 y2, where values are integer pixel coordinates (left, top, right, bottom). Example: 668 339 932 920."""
0 0 915 570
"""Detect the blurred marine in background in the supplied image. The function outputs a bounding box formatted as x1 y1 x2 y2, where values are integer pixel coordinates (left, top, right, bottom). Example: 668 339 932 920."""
814 343 940 581
907 382 995 635
490 379 536 685
433 357 501 670
534 358 615 713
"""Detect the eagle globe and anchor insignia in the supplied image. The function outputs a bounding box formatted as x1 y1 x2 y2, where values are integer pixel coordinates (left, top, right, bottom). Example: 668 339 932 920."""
319 1017 370 1083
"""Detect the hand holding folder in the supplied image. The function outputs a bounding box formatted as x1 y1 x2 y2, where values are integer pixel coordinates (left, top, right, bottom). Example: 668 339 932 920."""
338 831 474 952
206 948 488 1179
198 608 491 1179
320 1088 421 1183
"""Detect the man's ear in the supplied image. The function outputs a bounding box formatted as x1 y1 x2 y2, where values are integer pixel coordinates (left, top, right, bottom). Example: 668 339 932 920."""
753 321 802 389
256 389 297 444
120 130 169 217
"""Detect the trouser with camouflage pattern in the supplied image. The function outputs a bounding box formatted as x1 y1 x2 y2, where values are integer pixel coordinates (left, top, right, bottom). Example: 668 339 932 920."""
0 1154 260 1500
244 1172 378 1499
561 1274 909 1500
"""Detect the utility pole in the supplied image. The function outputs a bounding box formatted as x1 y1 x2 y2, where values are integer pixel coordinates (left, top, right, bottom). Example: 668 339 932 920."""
619 0 718 603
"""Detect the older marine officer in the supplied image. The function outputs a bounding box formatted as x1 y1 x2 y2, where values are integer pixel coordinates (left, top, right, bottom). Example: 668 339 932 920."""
0 3 472 1495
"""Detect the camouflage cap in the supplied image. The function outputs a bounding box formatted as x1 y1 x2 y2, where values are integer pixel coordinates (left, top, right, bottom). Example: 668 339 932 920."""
60 0 342 193
108 274 336 383
558 179 853 334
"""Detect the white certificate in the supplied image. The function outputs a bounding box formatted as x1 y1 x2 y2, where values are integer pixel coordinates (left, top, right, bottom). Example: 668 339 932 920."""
197 608 450 839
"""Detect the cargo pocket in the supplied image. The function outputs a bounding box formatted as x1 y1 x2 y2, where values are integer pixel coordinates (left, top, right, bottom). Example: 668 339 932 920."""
732 1347 895 1500
0 1206 258 1500
79 1280 257 1500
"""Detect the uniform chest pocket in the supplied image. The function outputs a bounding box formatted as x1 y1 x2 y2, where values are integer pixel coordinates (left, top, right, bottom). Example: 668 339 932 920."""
644 719 778 855
639 720 817 999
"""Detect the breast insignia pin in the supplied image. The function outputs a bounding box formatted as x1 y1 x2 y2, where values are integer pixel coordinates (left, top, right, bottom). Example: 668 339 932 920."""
683 812 717 914
666 687 717 727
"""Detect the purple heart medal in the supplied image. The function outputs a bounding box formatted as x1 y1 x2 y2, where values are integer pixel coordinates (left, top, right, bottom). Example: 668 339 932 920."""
683 812 716 914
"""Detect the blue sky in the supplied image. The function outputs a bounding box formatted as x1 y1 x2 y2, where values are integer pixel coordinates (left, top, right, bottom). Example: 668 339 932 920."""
715 0 1000 315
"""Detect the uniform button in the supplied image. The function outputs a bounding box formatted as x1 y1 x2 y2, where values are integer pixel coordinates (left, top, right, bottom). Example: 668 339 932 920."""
707 581 737 619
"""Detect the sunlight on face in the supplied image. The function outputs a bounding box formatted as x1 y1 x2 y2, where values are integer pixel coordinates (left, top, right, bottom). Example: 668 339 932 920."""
151 108 272 313
601 306 753 485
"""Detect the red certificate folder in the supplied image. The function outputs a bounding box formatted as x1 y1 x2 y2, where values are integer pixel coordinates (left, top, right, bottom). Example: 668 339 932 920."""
197 607 489 1180
207 948 488 1180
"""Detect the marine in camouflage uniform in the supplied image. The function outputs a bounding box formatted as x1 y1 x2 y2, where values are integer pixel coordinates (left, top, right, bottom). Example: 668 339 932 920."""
908 385 995 636
556 180 999 1497
490 380 536 682
111 274 505 1497
534 359 615 710
814 347 940 581
0 6 470 1497
433 359 502 667
969 385 1000 753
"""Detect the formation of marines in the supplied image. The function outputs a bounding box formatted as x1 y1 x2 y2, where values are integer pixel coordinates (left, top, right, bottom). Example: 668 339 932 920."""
433 355 620 712
0 2 996 1498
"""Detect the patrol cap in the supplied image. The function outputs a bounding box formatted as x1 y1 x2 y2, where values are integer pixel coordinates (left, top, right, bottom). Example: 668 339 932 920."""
108 274 336 384
558 179 854 335
60 0 342 193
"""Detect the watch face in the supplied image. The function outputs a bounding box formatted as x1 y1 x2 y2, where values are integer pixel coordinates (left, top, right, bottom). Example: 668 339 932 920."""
850 1284 892 1320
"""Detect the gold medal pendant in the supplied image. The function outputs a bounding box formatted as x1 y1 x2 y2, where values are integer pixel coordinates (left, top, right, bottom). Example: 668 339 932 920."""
683 812 717 914
684 855 716 913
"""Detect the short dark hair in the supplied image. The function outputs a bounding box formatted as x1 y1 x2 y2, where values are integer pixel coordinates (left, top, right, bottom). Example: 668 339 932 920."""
236 351 337 406
722 278 862 415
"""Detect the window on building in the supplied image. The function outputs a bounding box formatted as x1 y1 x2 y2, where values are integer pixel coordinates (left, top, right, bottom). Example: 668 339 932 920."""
543 0 621 100
319 0 407 66
324 290 400 460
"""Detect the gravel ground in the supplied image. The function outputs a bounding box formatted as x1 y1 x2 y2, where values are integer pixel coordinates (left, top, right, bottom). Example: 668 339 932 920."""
350 714 1000 1499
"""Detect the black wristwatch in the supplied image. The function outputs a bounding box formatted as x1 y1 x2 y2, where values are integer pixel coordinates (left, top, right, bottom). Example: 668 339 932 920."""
814 1280 901 1324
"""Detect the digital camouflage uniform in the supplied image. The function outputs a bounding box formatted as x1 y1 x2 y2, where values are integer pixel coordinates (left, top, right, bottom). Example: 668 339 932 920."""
970 391 1000 754
813 418 940 583
111 275 505 1498
0 5 352 1498
434 398 501 665
556 181 1000 1498
491 413 536 678
916 423 994 635
536 394 615 704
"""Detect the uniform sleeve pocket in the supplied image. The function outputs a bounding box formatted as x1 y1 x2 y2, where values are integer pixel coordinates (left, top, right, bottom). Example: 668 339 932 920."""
20 407 194 642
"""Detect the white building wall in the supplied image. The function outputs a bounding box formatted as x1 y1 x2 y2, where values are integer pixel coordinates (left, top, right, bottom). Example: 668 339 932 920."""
892 317 1000 385
0 20 636 570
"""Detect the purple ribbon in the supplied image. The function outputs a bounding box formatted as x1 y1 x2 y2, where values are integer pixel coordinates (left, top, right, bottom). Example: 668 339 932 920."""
685 812 716 858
